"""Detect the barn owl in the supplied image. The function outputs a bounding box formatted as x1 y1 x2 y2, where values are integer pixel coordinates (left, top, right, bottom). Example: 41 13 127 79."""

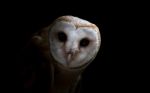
23 15 101 93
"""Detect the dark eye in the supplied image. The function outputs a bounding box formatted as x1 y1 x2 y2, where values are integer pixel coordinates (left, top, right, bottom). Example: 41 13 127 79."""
80 38 90 47
57 32 67 42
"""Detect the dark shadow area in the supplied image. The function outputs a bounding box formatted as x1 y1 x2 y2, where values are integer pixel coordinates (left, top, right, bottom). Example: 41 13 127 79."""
4 6 145 93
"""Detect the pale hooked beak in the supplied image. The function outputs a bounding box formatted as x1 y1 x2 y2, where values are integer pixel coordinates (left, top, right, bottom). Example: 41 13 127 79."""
67 53 72 63
66 49 79 65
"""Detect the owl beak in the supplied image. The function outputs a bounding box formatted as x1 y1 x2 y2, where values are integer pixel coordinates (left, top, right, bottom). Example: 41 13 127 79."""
66 49 79 64
67 53 72 62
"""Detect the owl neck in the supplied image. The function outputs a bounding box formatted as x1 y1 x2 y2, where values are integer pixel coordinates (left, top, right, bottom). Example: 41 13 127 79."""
51 64 84 93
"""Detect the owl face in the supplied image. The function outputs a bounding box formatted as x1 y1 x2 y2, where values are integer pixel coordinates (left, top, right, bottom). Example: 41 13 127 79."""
49 16 101 68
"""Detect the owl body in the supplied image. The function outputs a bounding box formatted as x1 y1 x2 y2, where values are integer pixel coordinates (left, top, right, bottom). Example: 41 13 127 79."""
23 16 101 93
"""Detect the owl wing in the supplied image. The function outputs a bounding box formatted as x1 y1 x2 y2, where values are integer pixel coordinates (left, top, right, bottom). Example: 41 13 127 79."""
17 26 55 93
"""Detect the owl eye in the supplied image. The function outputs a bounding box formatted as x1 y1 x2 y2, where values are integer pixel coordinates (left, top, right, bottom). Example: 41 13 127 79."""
80 38 90 47
57 32 67 42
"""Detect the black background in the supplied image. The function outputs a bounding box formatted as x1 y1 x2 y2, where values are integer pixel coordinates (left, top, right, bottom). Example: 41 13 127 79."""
2 2 147 93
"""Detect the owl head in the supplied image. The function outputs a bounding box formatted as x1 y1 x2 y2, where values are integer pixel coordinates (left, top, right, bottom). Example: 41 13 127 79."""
48 16 101 69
